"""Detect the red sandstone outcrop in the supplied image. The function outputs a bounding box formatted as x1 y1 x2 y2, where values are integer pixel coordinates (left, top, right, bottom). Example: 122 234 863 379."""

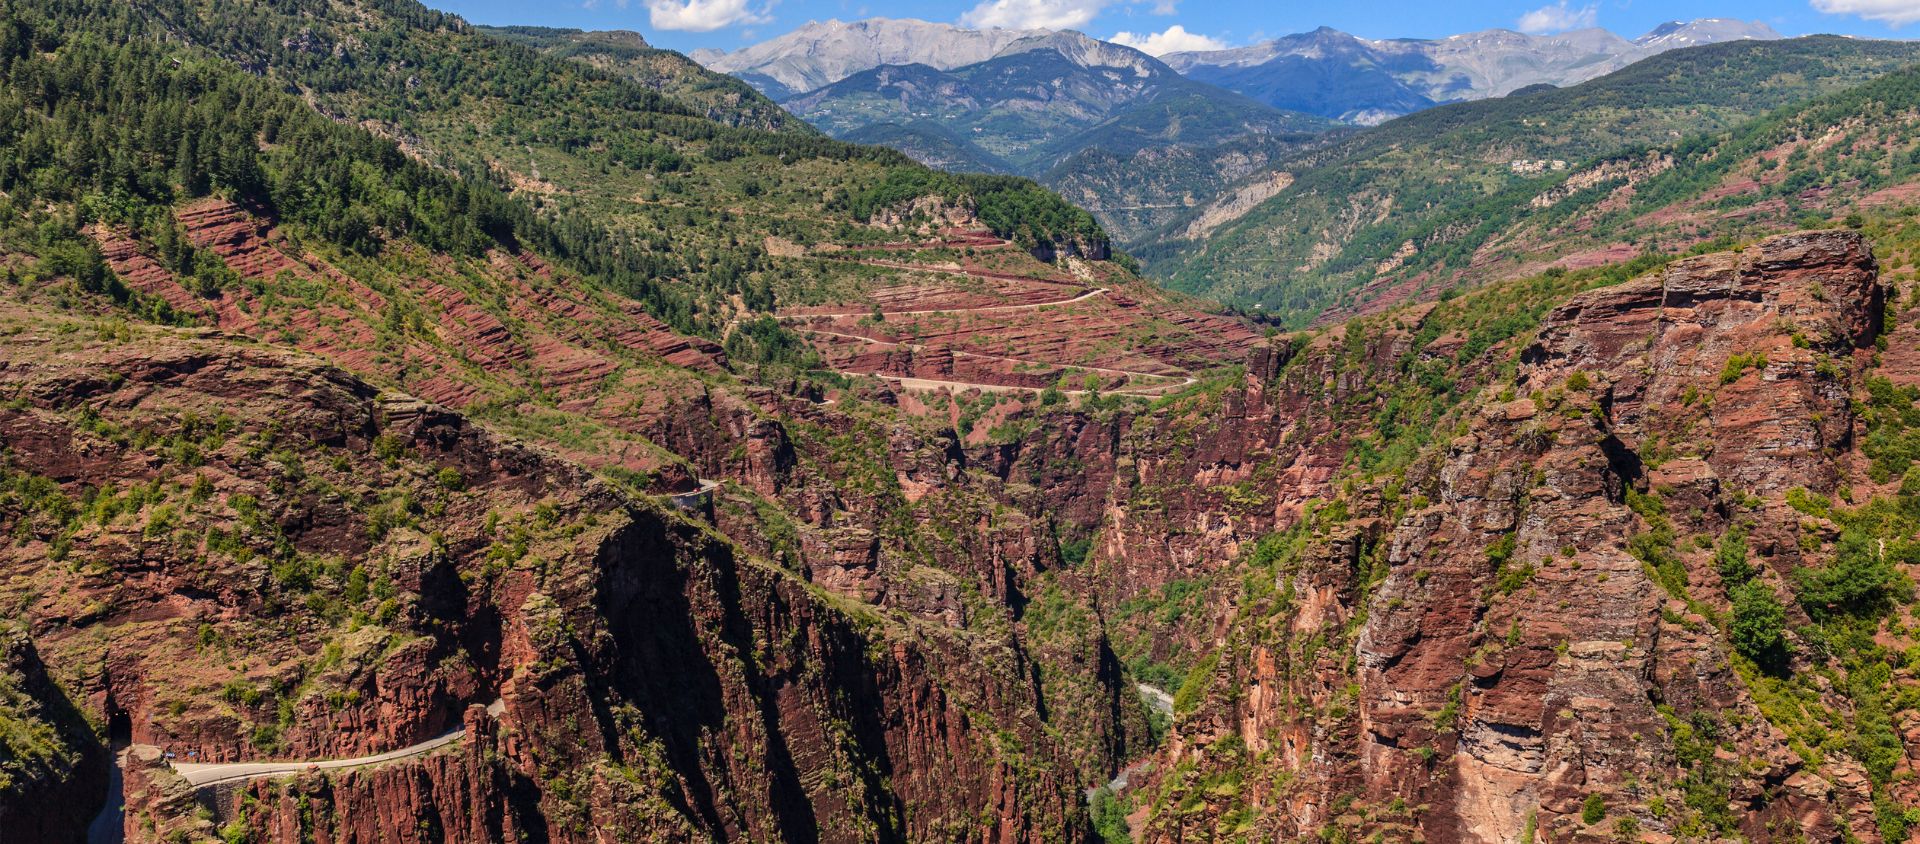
51 139 1916 844
1140 230 1902 842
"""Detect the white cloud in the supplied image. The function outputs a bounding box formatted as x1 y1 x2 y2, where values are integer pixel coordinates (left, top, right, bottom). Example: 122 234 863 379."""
1110 24 1228 55
1811 0 1920 25
1516 0 1598 34
644 0 772 31
960 0 1114 30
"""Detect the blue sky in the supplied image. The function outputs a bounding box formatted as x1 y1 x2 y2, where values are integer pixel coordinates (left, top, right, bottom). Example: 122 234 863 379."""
434 0 1920 54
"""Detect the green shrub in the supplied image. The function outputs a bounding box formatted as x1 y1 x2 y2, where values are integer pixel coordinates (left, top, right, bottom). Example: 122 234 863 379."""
1581 793 1607 825
1058 536 1092 567
1719 352 1767 385
1715 525 1755 585
1614 816 1641 840
1172 651 1220 715
1729 581 1790 673
1861 376 1920 482
1089 787 1131 843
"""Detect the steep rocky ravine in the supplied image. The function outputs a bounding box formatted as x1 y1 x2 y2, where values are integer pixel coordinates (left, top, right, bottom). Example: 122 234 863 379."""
0 300 1106 842
21 204 1920 844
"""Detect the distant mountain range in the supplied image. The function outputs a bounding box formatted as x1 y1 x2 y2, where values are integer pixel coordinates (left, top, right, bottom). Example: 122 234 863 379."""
1164 19 1781 123
783 30 1330 172
689 17 1784 242
694 17 1780 124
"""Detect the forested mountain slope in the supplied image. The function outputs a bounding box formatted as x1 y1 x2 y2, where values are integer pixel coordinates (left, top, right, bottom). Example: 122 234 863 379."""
1146 36 1920 326
1454 60 1920 297
55 0 1105 334
479 25 805 132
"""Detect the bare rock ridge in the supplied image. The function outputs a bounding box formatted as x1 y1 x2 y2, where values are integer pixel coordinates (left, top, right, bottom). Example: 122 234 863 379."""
1357 231 1880 841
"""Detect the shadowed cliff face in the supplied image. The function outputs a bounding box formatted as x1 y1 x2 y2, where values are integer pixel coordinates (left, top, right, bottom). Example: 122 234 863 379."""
1125 230 1920 842
0 626 110 843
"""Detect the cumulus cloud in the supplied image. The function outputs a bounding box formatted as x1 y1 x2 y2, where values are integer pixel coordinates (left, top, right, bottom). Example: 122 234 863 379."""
1110 25 1228 55
1516 0 1598 34
1810 0 1920 25
960 0 1114 30
644 0 772 31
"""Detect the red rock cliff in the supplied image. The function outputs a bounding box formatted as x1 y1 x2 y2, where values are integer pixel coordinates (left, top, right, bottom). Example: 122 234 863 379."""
1138 231 1912 842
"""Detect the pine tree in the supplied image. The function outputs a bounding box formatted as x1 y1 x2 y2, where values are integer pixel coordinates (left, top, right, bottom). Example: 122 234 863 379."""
174 133 204 197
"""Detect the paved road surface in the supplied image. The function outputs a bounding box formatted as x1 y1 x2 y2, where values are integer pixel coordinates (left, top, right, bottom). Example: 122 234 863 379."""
85 748 126 844
668 479 721 509
798 322 1197 397
864 373 1195 397
171 700 504 789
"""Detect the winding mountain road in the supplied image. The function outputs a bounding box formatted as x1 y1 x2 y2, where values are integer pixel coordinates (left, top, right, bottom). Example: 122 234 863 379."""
170 700 504 789
784 286 1108 319
798 326 1194 396
780 237 1209 396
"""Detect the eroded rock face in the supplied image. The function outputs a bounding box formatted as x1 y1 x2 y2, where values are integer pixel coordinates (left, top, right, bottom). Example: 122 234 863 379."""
1140 231 1905 842
1361 231 1881 839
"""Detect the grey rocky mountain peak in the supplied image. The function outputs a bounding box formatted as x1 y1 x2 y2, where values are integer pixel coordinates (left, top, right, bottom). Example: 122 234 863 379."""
693 18 1046 97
